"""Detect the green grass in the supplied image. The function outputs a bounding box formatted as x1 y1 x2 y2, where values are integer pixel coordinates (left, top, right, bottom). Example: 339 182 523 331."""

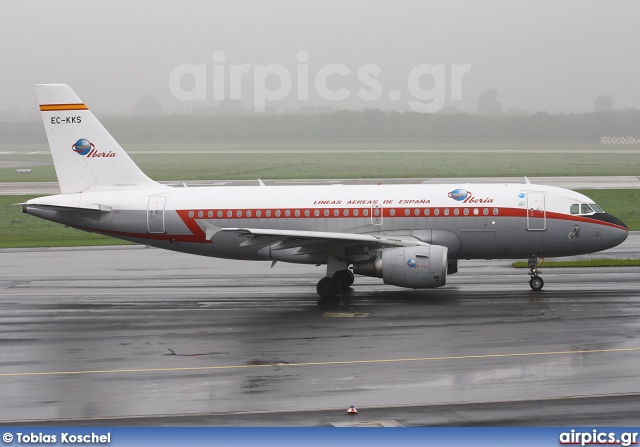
3 143 640 181
513 259 640 268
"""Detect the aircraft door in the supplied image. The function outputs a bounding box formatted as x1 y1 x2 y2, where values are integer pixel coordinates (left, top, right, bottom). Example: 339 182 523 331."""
526 192 546 231
147 196 166 233
371 205 383 225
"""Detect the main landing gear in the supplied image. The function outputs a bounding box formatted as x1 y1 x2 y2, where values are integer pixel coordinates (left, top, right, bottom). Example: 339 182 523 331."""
528 256 544 291
317 258 354 309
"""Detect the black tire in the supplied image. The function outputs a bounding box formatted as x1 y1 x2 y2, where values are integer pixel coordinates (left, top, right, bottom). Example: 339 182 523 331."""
317 277 340 299
333 269 354 288
529 276 544 291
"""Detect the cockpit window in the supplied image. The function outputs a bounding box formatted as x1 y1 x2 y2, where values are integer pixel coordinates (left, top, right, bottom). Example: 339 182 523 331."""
571 203 603 215
581 204 594 214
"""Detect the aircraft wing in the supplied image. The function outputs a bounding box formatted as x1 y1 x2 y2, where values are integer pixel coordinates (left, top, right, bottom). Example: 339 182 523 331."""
197 220 427 261
233 227 427 245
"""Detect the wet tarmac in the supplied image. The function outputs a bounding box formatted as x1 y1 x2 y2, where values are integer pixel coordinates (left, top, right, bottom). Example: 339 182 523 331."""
1 237 639 426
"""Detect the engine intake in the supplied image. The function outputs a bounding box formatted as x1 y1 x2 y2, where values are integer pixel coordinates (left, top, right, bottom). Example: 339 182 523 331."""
353 245 448 289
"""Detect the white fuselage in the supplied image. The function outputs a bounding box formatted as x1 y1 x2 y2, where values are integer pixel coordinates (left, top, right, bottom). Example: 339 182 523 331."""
25 182 629 263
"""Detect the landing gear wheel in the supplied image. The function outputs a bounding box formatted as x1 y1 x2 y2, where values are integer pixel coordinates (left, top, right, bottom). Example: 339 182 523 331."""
527 256 545 291
333 269 354 288
529 276 544 291
317 277 341 298
317 277 341 309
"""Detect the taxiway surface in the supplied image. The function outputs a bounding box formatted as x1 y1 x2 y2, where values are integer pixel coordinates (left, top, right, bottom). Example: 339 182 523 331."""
1 237 639 426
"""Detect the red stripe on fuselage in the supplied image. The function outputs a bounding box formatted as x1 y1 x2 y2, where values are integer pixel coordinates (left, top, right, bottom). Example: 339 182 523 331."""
174 206 626 231
72 206 626 245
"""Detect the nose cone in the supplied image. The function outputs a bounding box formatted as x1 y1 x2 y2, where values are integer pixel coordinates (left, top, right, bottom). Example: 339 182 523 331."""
596 213 629 248
591 212 627 229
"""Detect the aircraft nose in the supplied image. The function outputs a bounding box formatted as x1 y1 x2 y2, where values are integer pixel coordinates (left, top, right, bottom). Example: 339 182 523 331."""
606 213 627 230
604 213 629 247
590 213 628 248
592 212 627 230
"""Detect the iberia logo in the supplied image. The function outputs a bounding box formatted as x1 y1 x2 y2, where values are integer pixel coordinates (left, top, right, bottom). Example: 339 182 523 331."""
72 138 116 158
72 138 94 155
406 258 428 269
448 189 469 201
448 188 494 204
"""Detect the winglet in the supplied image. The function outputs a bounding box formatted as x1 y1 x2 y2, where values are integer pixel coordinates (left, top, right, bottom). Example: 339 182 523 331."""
524 176 531 184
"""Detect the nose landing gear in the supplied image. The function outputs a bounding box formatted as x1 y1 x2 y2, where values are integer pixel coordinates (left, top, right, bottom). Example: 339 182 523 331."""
528 256 544 291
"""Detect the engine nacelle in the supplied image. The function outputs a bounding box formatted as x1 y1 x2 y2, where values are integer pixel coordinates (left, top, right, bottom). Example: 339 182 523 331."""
353 245 448 289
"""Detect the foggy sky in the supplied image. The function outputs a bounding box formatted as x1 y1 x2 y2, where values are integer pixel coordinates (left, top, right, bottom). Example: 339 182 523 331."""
1 0 639 118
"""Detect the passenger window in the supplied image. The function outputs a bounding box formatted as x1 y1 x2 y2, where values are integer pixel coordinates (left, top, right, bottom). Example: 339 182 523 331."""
570 204 579 215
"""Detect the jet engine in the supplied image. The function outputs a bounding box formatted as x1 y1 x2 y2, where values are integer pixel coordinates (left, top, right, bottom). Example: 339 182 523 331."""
353 245 448 289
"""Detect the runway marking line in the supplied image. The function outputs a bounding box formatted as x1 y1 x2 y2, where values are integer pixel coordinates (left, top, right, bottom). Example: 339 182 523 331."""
6 391 640 425
1 346 639 378
322 312 369 318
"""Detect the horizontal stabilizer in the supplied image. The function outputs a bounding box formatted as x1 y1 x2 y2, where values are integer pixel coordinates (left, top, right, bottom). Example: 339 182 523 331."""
20 203 112 213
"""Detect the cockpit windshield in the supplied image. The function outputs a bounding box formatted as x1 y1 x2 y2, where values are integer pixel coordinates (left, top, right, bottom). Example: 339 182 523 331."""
590 203 604 213
570 203 604 215
581 204 594 214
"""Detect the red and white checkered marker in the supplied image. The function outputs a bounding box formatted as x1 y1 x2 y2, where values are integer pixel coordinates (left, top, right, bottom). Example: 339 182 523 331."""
347 405 357 414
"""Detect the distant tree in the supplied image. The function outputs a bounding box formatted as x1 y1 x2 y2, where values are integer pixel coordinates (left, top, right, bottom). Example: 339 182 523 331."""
132 96 165 116
477 89 502 115
504 107 531 116
436 105 463 115
594 95 614 112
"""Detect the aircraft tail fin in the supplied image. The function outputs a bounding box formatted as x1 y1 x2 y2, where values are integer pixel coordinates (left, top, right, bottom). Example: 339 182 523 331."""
35 84 162 194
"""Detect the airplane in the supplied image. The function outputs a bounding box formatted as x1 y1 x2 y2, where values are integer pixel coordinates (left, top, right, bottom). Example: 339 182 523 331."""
23 84 629 307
